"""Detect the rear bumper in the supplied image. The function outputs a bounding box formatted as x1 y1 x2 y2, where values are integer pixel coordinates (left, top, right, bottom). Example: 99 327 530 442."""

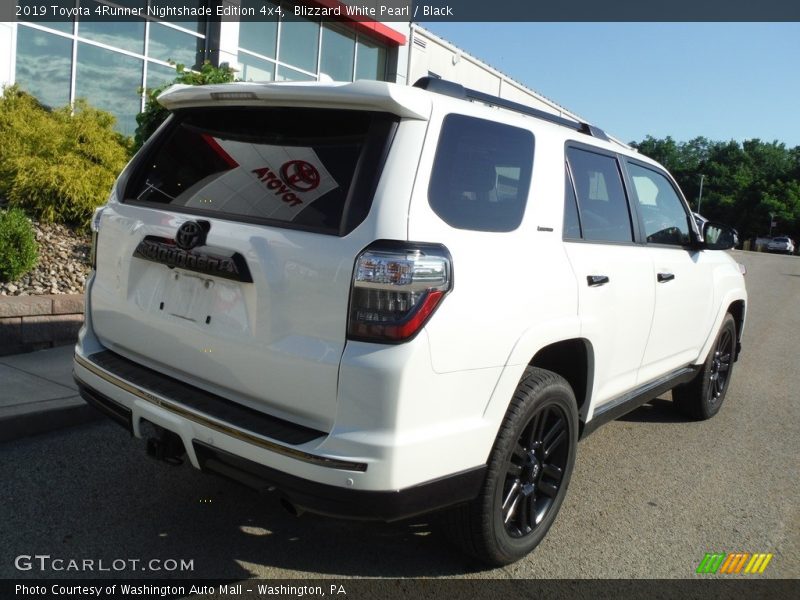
192 440 485 521
73 348 486 521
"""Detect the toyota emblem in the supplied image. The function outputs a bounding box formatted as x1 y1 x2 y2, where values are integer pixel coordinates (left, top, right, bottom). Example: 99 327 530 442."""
175 221 208 250
280 160 321 192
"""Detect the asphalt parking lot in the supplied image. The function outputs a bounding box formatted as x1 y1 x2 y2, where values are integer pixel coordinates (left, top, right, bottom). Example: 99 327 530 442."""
1 251 798 583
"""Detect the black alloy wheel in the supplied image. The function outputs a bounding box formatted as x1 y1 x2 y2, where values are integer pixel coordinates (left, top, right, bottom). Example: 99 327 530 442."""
707 325 734 410
501 403 570 538
673 313 737 420
444 367 578 566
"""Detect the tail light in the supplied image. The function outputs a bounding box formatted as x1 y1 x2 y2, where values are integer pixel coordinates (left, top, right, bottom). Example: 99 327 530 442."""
347 242 452 343
89 206 105 270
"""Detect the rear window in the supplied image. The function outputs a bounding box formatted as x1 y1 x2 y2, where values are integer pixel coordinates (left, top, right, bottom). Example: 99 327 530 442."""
125 107 397 235
428 114 534 232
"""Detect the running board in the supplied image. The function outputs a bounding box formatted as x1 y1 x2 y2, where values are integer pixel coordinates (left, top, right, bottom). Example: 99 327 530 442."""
581 366 698 438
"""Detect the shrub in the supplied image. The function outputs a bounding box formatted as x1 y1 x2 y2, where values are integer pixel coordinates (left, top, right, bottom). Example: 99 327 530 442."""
0 86 131 229
134 61 237 150
0 207 39 282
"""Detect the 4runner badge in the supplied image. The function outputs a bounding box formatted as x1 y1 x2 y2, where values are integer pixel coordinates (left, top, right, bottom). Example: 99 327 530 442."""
132 232 253 283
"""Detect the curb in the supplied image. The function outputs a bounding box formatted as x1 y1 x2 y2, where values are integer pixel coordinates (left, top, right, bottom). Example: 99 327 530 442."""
0 395 102 443
0 345 101 443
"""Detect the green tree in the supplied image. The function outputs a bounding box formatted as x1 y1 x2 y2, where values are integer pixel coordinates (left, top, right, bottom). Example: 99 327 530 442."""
631 135 800 244
0 207 39 282
0 86 131 228
134 61 236 150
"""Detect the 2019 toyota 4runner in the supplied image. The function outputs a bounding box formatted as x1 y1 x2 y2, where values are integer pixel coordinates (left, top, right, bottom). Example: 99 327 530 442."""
74 77 747 565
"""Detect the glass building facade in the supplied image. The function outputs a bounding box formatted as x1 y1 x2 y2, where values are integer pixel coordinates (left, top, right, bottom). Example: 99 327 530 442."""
13 0 393 136
237 1 387 84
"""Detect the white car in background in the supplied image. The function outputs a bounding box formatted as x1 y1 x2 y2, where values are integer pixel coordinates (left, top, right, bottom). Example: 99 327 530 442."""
767 236 795 255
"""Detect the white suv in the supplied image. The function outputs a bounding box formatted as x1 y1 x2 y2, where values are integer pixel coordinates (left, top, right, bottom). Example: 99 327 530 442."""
767 236 795 255
74 77 747 565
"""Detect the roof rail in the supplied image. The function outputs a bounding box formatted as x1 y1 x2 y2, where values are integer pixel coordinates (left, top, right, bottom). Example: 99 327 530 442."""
413 76 609 142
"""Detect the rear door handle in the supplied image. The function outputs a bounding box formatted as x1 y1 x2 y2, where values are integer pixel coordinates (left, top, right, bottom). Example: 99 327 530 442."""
587 275 610 287
657 272 675 283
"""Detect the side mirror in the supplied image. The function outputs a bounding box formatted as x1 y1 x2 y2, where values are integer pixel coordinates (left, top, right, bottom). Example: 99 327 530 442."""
702 221 737 250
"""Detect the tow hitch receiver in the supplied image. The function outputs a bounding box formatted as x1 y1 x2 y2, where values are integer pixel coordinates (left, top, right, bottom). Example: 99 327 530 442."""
144 423 186 466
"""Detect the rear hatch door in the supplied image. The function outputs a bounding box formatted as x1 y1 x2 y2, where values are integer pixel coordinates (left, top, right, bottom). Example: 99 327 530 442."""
91 105 398 431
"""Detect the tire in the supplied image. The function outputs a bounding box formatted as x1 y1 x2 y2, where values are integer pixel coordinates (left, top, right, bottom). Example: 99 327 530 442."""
444 367 578 566
673 313 737 420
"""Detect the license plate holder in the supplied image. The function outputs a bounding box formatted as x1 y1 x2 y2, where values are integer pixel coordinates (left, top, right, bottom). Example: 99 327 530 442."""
162 272 212 323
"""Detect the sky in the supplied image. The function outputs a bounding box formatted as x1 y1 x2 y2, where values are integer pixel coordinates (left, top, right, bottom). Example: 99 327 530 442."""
423 23 800 148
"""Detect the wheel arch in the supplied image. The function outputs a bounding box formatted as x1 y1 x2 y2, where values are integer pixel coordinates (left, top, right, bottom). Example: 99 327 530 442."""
697 290 747 366
727 299 746 361
528 339 593 424
482 324 592 455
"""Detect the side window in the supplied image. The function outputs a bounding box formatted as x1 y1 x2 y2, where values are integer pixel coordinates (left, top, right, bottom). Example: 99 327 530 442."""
563 168 581 239
566 147 633 243
627 162 692 246
428 114 534 232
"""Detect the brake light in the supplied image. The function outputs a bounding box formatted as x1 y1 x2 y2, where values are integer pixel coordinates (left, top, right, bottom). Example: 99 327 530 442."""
347 242 452 343
89 206 105 270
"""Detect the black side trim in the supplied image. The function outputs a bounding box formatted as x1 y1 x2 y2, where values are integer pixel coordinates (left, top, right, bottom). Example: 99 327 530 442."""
414 76 610 141
193 440 486 522
581 366 698 438
88 350 325 446
75 378 133 434
339 115 399 236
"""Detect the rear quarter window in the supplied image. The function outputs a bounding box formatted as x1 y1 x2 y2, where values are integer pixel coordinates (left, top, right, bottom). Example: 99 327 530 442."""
428 114 534 232
125 107 397 236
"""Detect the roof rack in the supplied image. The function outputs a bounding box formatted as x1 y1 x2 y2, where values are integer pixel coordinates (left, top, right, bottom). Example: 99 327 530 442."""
413 76 609 142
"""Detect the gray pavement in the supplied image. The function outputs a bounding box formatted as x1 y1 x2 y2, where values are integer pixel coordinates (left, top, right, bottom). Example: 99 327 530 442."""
0 344 99 442
0 251 797 582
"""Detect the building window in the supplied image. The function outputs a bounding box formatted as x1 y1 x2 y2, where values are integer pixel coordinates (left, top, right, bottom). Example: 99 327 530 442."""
14 2 208 136
18 0 73 33
356 38 387 81
15 27 73 108
236 6 390 83
239 54 275 83
13 1 392 138
79 2 145 54
150 0 206 34
146 61 180 90
279 15 320 75
239 1 278 59
276 65 315 82
320 24 355 81
75 42 143 136
148 22 201 66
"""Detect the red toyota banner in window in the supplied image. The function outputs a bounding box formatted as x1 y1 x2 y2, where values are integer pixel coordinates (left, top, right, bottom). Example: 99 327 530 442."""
183 135 340 220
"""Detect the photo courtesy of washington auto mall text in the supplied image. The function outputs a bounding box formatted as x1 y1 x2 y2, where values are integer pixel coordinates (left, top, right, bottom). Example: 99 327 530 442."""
14 582 349 599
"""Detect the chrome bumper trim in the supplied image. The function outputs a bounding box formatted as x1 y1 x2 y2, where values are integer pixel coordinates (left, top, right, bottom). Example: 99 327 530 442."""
74 352 368 472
